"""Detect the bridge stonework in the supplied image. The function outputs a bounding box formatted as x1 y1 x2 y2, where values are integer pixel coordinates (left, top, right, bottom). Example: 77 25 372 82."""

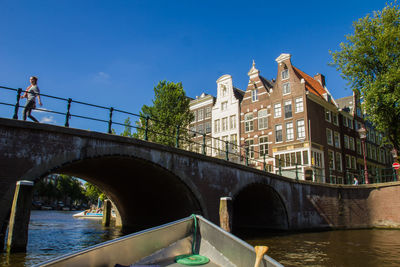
1 118 400 247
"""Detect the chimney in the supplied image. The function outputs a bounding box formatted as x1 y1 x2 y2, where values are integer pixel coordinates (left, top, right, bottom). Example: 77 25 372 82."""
314 73 325 87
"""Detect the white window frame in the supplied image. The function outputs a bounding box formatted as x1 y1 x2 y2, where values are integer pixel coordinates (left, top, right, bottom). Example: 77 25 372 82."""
295 97 303 113
274 103 281 118
230 115 236 130
297 119 305 139
281 69 289 80
284 100 292 119
259 136 269 157
334 132 341 148
252 89 258 102
258 109 268 130
325 109 331 122
283 82 291 95
244 113 254 132
327 128 333 146
275 124 283 143
286 121 294 141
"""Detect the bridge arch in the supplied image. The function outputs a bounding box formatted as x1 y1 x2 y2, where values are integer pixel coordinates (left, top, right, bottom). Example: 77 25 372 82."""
232 182 289 232
26 153 206 233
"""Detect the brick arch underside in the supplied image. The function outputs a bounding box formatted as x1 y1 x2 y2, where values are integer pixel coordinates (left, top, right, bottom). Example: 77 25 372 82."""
233 183 289 231
53 155 203 233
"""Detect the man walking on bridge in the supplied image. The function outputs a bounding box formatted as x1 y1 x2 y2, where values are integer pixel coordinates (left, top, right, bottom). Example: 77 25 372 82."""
21 76 42 122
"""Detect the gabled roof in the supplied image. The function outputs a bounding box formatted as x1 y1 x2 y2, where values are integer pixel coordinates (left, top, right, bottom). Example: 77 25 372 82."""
233 87 245 101
259 76 275 89
292 66 327 99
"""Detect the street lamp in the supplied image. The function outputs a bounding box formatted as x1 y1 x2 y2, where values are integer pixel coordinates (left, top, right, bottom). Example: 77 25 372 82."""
357 125 369 184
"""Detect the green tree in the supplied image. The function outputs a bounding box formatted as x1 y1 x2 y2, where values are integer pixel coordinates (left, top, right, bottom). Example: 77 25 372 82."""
84 182 103 204
135 80 193 146
121 117 135 137
330 2 400 153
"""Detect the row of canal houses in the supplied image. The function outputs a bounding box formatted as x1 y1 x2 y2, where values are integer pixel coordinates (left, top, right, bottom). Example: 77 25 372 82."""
189 53 394 184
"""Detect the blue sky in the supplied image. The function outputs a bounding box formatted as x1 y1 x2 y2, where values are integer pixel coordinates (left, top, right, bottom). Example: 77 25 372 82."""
0 0 389 133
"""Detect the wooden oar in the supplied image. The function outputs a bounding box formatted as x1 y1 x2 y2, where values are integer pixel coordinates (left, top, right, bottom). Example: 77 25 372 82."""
254 245 269 267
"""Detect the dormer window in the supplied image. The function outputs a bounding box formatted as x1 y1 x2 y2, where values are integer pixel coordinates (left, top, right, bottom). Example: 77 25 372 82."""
282 83 291 95
281 69 289 80
252 89 258 102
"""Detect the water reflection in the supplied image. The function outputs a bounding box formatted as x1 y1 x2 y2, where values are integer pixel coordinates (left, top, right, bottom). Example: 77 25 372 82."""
243 229 400 266
0 210 124 266
2 211 400 266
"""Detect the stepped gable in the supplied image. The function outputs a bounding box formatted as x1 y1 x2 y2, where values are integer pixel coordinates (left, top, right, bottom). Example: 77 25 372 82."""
292 66 327 99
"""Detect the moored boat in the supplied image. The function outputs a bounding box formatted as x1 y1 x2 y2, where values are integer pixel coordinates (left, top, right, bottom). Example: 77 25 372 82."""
72 211 103 219
37 214 282 267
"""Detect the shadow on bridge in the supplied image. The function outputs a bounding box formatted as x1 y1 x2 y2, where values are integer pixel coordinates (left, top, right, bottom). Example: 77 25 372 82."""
53 155 203 233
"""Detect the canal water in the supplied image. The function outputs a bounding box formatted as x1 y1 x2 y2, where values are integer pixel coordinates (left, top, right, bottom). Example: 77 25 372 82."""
1 210 400 266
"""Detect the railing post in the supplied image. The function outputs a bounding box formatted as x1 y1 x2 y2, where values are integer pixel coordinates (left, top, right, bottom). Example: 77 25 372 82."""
225 141 229 161
393 167 397 181
108 107 114 134
202 134 206 155
175 125 180 148
245 147 249 166
279 159 282 176
12 88 22 119
144 115 149 141
65 98 72 127
295 163 299 181
263 154 266 172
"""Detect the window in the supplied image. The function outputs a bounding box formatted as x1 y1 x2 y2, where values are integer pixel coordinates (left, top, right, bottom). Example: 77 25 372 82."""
205 122 211 133
343 117 348 127
205 107 211 118
344 135 349 149
230 115 236 129
303 150 309 164
283 83 291 94
197 124 204 134
258 109 268 130
297 119 305 139
230 134 237 146
252 89 258 102
335 152 342 171
356 138 362 155
198 109 204 121
284 100 292 119
245 139 255 158
327 128 333 146
328 150 335 170
349 137 355 151
348 118 353 129
221 101 227 111
334 132 341 148
222 117 228 131
351 156 356 169
345 154 351 169
259 136 269 157
281 69 289 80
245 113 254 132
214 119 220 133
274 103 281 118
325 109 331 122
190 126 196 136
295 97 303 113
286 122 294 141
332 113 338 126
193 111 197 122
275 124 283 142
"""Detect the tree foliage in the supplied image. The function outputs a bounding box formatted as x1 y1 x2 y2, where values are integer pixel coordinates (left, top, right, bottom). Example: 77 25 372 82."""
135 80 193 146
330 2 400 152
84 182 104 203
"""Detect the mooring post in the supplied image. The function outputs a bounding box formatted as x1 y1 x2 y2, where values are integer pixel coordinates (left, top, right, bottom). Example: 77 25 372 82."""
102 199 112 227
6 180 34 253
219 197 233 233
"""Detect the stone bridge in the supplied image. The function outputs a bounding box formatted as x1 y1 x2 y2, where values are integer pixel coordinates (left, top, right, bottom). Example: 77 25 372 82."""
1 118 400 249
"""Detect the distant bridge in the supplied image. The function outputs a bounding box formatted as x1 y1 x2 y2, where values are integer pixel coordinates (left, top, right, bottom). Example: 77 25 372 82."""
1 118 400 250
